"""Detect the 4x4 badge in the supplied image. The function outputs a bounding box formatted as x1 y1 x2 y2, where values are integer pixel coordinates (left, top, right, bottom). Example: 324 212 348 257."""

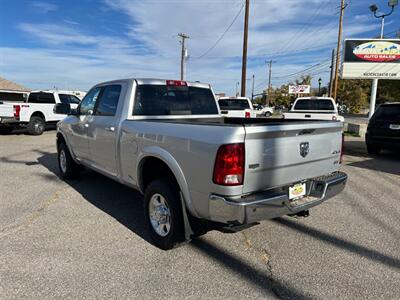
300 142 309 158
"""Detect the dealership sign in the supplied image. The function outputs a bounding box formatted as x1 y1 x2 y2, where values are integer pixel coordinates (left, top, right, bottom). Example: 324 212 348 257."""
342 39 400 79
288 85 311 94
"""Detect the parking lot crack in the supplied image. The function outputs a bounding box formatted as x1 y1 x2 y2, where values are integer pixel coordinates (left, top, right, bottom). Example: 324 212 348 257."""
241 232 286 300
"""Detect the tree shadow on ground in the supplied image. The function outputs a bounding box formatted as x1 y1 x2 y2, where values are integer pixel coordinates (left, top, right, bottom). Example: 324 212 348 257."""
274 218 400 271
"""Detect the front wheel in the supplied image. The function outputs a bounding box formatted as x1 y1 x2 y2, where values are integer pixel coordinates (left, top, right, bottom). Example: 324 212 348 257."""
58 143 81 179
143 179 184 250
264 111 272 117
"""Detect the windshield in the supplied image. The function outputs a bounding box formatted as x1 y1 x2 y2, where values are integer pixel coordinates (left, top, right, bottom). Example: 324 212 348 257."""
218 99 250 110
133 85 218 116
373 104 400 120
293 99 335 111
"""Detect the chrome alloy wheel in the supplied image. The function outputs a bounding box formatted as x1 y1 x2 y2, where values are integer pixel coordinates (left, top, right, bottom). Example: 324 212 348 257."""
59 149 67 174
34 121 44 133
148 193 171 237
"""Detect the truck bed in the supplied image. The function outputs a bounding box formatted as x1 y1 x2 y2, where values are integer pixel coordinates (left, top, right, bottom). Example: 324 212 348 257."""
125 117 343 196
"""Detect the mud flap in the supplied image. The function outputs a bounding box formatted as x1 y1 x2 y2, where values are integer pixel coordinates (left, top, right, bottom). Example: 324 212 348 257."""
180 192 194 241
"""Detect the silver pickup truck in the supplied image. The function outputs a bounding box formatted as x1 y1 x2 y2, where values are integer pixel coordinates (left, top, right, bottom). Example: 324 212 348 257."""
55 79 347 249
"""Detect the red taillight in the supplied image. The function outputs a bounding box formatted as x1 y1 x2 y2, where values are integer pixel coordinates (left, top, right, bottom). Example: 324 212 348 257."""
340 133 344 164
245 111 251 118
13 105 20 119
166 80 187 86
213 143 245 186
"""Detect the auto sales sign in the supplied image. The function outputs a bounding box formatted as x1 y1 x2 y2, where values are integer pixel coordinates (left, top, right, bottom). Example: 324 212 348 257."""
342 39 400 80
288 85 311 94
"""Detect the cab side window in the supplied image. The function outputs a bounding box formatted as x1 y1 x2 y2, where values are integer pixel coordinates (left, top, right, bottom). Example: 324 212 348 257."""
95 85 121 116
79 87 101 115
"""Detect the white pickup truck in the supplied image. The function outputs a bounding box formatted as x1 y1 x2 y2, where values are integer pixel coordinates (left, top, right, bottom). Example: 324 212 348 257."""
283 97 344 122
217 97 256 118
0 91 80 135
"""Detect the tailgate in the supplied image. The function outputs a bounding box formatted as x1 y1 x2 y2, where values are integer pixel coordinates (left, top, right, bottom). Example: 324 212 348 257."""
243 121 343 193
285 112 334 120
0 104 14 118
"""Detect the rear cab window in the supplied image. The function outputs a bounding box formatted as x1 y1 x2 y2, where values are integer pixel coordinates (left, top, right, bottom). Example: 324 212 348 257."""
133 84 218 116
373 104 400 120
218 99 250 111
28 92 56 104
293 99 335 111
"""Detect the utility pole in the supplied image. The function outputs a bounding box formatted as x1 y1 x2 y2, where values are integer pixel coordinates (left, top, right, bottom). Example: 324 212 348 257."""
329 49 335 97
178 33 190 80
240 0 250 97
332 0 346 101
266 60 275 106
251 74 255 100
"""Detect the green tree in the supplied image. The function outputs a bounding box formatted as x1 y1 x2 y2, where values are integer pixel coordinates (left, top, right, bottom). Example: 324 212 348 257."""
337 79 371 113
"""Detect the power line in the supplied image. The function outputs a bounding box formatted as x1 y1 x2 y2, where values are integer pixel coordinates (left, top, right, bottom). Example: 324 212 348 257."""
193 3 244 59
269 0 330 60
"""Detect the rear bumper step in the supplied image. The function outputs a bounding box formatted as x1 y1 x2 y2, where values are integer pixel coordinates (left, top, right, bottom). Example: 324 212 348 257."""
209 171 347 224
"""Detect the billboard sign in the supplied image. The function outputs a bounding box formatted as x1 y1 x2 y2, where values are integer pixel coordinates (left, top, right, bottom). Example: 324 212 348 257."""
288 85 310 94
342 39 400 79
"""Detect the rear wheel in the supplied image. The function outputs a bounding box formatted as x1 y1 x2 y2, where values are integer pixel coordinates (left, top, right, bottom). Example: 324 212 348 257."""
264 111 272 117
366 143 381 155
143 179 184 250
58 143 81 179
27 116 45 135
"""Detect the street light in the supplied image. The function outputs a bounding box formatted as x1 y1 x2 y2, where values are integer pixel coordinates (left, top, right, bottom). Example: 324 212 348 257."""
368 0 398 119
318 78 322 96
369 0 398 38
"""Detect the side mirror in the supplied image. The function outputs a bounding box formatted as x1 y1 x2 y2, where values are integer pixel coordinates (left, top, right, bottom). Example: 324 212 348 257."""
54 103 71 115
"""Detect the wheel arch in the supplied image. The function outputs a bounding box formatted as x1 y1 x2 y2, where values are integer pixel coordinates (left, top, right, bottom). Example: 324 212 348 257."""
30 111 46 122
56 131 78 162
137 147 198 218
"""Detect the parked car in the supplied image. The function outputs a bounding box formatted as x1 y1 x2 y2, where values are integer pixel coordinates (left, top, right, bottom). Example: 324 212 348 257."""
0 90 80 135
217 97 256 118
283 97 344 122
55 78 347 250
366 102 400 155
258 106 274 117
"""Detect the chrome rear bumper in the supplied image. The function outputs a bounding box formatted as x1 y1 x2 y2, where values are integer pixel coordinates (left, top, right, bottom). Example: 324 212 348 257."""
209 171 347 224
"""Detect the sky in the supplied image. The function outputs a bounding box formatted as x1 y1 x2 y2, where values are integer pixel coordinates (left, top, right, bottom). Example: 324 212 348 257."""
0 0 399 95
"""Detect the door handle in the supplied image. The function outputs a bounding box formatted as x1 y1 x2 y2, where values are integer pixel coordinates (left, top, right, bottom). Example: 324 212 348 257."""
105 126 115 132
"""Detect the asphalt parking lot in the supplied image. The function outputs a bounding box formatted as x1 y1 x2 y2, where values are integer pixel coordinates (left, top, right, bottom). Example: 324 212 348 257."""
1 130 399 299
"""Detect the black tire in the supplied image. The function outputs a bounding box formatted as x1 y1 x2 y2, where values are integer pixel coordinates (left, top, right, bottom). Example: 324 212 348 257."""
143 179 184 250
58 142 81 179
27 116 45 135
265 112 272 117
0 126 13 134
366 143 381 155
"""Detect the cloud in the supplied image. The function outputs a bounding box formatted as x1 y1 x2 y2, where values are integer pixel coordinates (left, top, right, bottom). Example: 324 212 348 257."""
32 1 58 13
1 0 382 94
